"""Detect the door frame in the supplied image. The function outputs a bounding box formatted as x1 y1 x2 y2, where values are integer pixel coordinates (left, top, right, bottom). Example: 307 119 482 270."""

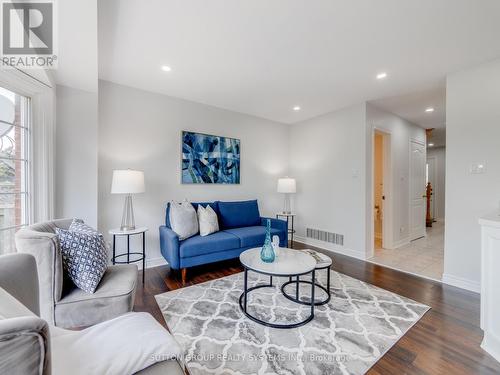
369 127 393 258
426 155 438 219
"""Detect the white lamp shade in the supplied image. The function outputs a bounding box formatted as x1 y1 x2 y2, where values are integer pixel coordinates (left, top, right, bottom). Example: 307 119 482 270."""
111 170 145 194
277 177 296 193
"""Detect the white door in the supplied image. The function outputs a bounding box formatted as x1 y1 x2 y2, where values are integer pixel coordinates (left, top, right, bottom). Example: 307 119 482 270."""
426 157 437 219
410 141 426 240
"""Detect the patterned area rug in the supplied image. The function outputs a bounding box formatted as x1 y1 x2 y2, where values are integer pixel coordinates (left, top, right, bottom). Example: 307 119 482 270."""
155 270 429 374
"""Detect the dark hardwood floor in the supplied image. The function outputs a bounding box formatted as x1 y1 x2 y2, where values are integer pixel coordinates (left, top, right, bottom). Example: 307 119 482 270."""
134 242 500 375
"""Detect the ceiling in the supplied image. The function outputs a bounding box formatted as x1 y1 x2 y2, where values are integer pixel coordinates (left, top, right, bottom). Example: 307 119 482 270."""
370 86 446 146
98 0 500 124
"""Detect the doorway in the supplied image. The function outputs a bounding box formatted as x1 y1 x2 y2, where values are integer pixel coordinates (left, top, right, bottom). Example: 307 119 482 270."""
372 129 391 252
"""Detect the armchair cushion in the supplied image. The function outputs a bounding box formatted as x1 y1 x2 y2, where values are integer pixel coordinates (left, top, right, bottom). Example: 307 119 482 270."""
55 264 137 328
51 312 182 375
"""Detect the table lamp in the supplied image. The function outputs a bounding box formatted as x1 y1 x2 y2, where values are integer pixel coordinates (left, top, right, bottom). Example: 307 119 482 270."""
111 169 145 231
277 177 296 214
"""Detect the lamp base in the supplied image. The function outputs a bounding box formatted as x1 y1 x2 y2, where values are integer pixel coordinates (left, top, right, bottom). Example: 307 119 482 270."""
282 194 291 215
120 195 136 231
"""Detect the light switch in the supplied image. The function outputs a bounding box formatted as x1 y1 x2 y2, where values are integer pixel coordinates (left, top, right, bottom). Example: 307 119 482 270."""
470 162 487 174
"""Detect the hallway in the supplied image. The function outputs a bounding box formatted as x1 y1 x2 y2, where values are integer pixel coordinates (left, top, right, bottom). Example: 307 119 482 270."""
369 221 444 280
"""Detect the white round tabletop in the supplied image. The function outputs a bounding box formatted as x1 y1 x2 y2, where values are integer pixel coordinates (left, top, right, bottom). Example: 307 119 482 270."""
240 247 316 276
109 227 148 235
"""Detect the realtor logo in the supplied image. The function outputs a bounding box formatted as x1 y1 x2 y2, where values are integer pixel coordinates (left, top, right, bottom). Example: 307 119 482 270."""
1 0 57 68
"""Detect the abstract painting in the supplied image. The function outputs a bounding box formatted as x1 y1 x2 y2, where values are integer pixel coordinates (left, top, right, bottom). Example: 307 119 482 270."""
181 131 240 184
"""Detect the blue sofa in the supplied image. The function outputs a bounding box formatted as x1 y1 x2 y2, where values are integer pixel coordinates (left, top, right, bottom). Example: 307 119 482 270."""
159 200 287 283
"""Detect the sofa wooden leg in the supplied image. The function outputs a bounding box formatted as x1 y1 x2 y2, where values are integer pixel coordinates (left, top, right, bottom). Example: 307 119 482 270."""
181 268 187 285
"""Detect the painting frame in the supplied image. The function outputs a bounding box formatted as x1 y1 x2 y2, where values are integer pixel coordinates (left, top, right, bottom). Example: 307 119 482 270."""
181 130 241 184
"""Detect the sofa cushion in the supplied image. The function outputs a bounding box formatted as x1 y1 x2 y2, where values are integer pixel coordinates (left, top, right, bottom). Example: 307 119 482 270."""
166 201 219 228
169 201 199 240
197 205 219 236
223 226 283 248
218 200 260 229
180 231 240 258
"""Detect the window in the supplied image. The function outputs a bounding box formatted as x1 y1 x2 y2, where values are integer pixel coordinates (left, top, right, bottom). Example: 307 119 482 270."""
0 86 30 254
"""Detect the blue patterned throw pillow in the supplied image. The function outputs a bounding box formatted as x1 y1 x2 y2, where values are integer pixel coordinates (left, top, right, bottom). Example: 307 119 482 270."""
69 218 99 235
56 223 108 294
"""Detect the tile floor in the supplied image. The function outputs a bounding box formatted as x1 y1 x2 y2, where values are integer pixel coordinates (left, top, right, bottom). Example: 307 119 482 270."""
369 221 444 280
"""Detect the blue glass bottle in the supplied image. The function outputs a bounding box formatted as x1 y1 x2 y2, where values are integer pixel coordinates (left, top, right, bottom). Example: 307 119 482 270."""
260 219 275 263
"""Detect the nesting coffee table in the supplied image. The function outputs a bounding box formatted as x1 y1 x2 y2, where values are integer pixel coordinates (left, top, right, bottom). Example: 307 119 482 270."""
239 247 317 329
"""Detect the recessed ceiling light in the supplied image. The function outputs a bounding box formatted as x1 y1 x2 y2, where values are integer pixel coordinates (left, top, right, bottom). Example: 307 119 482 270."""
293 106 301 111
425 107 434 113
428 143 434 147
161 65 172 72
376 72 387 80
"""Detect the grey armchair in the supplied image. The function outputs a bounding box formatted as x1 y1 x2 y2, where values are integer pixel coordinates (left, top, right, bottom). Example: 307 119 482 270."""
15 219 138 328
0 253 184 375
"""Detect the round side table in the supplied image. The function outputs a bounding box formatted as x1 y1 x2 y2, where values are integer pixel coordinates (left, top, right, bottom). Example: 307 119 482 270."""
239 247 317 329
109 227 148 283
281 249 332 306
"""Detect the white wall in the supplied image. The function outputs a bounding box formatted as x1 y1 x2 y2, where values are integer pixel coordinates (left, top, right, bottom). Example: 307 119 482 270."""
98 80 289 267
289 103 368 259
443 58 500 293
427 146 446 219
55 85 98 227
366 104 426 250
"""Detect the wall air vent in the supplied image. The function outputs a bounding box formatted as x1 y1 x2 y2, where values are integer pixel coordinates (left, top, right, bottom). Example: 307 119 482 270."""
306 228 344 246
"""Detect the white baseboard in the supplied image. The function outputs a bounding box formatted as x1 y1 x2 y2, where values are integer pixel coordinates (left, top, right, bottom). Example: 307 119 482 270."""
144 257 167 270
442 273 480 293
482 332 500 363
294 236 366 260
390 237 411 249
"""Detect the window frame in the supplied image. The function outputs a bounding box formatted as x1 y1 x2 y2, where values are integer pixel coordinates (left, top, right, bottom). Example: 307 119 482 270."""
0 69 55 227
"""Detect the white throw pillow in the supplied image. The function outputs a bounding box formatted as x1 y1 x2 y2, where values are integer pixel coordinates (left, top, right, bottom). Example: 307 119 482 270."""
169 200 199 240
197 205 219 236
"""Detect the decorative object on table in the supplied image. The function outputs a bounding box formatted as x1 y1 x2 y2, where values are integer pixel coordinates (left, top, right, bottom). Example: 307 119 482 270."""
55 220 108 294
197 204 219 236
169 200 199 240
156 271 430 375
181 130 240 184
276 212 296 248
110 227 148 284
272 235 280 257
277 176 296 214
111 169 145 231
281 248 333 306
260 219 275 263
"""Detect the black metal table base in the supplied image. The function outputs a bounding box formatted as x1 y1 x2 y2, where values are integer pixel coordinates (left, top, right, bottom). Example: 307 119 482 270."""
239 268 315 329
112 231 146 283
281 265 331 306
